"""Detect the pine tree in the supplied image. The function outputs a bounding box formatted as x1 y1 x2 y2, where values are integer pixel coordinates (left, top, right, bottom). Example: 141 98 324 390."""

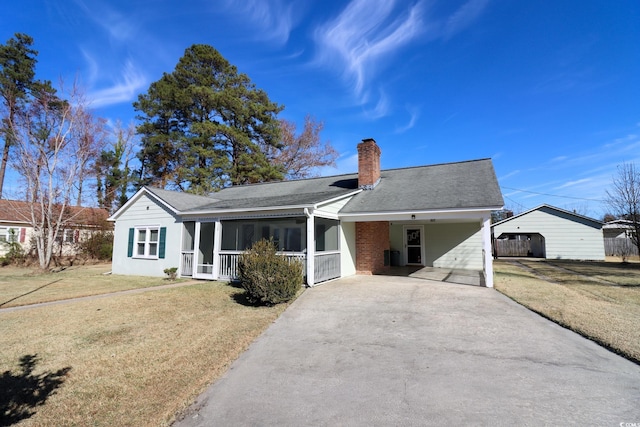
0 33 38 199
134 44 284 194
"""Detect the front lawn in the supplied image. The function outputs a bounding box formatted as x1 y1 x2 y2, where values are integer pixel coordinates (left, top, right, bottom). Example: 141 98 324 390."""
0 264 178 308
0 271 295 426
494 259 640 364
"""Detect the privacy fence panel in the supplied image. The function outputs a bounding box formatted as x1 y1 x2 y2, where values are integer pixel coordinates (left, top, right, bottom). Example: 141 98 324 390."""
604 238 639 257
494 239 530 257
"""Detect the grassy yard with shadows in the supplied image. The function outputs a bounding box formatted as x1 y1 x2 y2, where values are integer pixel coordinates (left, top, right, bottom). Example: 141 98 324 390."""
0 270 296 426
494 259 640 364
0 264 181 308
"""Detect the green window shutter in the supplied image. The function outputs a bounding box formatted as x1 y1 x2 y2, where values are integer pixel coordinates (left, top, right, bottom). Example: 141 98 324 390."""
127 228 135 257
159 227 167 259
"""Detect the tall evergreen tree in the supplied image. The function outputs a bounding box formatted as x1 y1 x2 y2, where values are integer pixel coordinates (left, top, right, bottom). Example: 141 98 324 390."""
134 44 284 194
96 122 136 213
0 33 38 199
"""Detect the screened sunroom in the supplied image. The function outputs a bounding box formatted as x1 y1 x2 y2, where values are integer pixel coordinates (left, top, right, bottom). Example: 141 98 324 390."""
180 216 341 285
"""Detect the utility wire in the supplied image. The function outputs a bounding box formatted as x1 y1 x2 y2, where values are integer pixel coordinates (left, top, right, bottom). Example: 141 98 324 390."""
501 186 606 202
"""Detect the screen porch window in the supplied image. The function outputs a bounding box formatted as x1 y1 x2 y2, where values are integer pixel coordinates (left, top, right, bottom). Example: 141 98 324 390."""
221 218 306 252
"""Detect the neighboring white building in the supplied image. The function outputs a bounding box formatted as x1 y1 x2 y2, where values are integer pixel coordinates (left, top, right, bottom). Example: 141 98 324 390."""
110 139 504 287
603 219 635 239
492 204 605 261
0 199 110 258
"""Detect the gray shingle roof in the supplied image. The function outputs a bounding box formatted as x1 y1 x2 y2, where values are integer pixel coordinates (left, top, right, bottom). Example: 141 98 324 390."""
340 159 503 213
143 158 503 214
145 174 359 212
145 187 220 211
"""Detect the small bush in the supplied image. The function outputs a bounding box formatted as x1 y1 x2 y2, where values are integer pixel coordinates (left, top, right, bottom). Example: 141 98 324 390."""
0 240 26 266
238 239 303 305
79 231 114 260
164 267 178 280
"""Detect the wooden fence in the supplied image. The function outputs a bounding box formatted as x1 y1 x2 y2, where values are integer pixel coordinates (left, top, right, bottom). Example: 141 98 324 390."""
494 239 530 257
604 238 639 257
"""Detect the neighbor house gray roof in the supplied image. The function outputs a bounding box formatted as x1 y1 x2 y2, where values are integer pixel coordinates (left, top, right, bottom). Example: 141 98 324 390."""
142 158 502 215
340 159 503 214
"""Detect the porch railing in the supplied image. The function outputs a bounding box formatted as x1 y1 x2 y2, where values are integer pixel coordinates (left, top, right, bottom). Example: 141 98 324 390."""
218 251 306 280
181 251 194 277
314 252 341 283
184 250 340 284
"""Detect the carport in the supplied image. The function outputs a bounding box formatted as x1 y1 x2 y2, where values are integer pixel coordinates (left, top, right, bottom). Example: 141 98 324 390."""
382 265 485 286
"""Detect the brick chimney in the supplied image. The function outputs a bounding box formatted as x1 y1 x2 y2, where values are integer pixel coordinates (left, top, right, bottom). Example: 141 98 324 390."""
357 138 381 190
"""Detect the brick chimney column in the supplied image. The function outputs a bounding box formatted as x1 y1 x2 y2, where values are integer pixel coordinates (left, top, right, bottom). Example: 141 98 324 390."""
357 138 381 190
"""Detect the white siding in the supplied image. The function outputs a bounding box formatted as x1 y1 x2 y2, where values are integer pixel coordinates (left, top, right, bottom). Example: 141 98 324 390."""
426 222 483 270
315 196 354 218
492 207 604 260
340 221 356 277
389 221 482 270
112 193 182 277
389 223 404 256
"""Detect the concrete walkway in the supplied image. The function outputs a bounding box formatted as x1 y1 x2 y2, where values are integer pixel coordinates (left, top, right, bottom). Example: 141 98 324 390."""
175 275 640 426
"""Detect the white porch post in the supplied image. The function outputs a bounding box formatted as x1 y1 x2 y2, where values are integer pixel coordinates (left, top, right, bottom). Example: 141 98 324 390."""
482 215 494 288
306 209 315 286
212 219 221 280
193 221 201 278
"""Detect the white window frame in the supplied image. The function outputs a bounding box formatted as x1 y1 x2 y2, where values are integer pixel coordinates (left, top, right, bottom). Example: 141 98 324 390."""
0 227 21 243
63 229 75 243
134 226 160 259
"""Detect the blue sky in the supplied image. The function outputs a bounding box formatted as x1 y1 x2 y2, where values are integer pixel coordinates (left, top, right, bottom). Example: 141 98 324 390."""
2 0 639 219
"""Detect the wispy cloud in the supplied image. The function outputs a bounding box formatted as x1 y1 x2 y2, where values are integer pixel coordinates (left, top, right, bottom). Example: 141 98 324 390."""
499 170 519 181
314 0 427 99
220 0 297 46
395 105 420 133
363 90 390 119
87 60 147 108
313 0 489 117
443 0 490 40
73 0 137 43
554 178 592 190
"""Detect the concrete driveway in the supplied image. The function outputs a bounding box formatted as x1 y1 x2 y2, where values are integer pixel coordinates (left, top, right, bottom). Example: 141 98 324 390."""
175 275 640 426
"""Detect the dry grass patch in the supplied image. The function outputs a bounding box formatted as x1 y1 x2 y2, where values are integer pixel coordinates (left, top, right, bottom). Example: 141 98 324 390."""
494 260 640 364
0 264 178 308
0 281 295 426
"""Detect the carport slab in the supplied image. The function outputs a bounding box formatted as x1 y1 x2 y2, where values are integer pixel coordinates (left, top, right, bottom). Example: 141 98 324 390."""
175 275 640 426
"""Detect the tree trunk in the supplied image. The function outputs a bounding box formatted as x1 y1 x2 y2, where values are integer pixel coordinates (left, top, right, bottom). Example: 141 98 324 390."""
0 140 9 199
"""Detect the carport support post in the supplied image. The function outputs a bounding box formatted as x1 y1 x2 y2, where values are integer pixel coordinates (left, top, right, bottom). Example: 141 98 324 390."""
482 216 494 287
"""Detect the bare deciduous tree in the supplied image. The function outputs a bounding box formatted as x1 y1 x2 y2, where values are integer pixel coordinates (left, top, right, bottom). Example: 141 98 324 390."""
270 115 338 180
9 82 105 269
606 162 640 258
75 108 108 206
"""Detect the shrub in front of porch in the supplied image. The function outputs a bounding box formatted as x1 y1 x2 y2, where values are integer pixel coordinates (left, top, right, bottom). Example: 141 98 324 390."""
238 239 303 305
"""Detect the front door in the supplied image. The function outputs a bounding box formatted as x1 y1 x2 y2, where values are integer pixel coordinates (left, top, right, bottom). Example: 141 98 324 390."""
194 222 215 279
404 226 424 265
